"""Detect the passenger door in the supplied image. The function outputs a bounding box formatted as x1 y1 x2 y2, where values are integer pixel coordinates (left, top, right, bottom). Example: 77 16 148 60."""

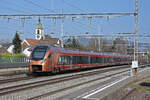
45 52 52 71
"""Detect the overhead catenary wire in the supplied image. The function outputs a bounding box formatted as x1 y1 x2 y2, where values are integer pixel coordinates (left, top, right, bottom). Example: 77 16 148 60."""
66 20 86 35
74 20 97 31
62 0 92 34
0 0 41 14
0 5 30 14
63 0 88 13
23 0 57 13
0 1 138 41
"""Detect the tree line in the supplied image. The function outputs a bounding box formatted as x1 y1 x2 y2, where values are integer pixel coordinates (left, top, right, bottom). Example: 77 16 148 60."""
64 36 134 55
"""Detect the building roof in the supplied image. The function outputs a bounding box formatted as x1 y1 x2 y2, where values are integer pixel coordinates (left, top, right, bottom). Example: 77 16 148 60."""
23 35 61 50
38 35 60 46
24 38 39 47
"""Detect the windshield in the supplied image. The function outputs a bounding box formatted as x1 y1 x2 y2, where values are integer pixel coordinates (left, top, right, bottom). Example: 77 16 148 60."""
32 46 49 60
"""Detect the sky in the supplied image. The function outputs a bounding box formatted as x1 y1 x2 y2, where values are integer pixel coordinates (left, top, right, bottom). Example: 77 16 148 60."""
0 0 149 43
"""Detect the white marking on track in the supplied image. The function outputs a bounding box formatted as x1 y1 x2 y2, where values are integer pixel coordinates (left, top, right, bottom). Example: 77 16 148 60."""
82 76 129 99
82 67 150 99
74 66 150 100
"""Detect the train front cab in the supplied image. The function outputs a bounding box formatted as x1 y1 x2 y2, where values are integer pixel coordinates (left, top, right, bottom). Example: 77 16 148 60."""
29 46 52 73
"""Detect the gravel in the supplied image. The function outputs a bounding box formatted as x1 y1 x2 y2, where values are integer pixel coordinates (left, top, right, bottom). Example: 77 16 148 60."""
0 67 129 100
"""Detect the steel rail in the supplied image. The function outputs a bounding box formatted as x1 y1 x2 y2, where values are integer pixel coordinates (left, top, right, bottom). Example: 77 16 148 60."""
28 69 130 100
0 76 34 85
28 64 150 100
0 65 130 96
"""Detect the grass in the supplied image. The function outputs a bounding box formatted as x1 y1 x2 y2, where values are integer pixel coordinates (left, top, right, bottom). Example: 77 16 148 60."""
136 85 150 91
135 80 150 92
0 53 27 58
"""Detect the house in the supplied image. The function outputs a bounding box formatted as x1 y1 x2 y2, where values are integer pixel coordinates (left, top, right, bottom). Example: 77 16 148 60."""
7 45 14 54
21 18 62 57
8 18 62 57
0 45 9 54
22 35 62 56
22 38 39 57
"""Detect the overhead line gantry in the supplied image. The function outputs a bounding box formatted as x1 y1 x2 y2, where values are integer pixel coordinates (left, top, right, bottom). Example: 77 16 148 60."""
0 13 135 19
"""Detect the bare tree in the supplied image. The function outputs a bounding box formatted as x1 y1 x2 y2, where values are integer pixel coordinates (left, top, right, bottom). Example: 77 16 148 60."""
112 36 128 54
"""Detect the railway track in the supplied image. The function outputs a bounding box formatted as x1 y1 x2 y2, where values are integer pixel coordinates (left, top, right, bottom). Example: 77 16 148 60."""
0 65 130 96
29 65 150 100
0 72 25 77
0 68 28 77
28 70 129 100
0 76 34 85
0 65 128 85
0 64 149 100
0 63 147 85
30 71 134 99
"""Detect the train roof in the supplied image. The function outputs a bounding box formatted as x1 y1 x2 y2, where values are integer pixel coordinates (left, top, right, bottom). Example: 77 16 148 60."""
35 45 131 57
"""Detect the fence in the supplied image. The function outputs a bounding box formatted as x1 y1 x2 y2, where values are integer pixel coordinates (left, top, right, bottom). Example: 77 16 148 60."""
0 57 30 63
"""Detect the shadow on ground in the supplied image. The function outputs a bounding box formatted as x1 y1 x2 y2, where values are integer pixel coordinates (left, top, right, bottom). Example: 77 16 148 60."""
140 82 150 87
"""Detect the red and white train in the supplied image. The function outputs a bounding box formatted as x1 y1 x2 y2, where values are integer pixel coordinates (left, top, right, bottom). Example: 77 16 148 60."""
29 45 132 73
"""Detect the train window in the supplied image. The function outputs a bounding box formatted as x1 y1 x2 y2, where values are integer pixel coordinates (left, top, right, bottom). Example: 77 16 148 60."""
81 56 88 64
118 58 121 62
116 58 119 62
112 57 114 62
72 56 89 64
58 56 62 65
113 58 115 62
111 57 114 63
110 58 113 63
106 57 109 63
101 57 104 63
97 57 103 63
58 56 64 65
117 58 119 62
72 56 77 64
122 58 125 61
90 57 92 63
66 56 71 64
58 56 71 65
64 56 67 64
116 58 118 62
108 58 110 63
114 57 116 62
96 57 99 63
106 58 108 63
108 58 110 62
103 57 105 63
104 57 107 63
77 56 81 64
91 57 97 63
32 48 47 60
